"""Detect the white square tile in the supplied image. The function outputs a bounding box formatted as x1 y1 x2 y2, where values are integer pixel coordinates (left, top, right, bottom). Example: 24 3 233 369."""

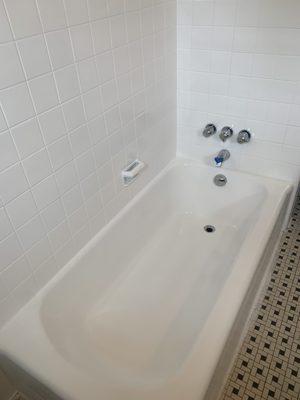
231 53 253 76
62 185 83 215
0 208 12 241
0 42 25 89
64 0 89 26
29 73 59 114
236 0 260 27
288 104 300 126
80 172 99 200
68 205 87 234
1 257 31 292
37 0 67 31
85 192 102 218
17 35 51 79
54 64 80 102
48 220 70 252
0 163 28 204
0 107 7 132
212 27 234 51
70 24 94 61
46 29 74 70
129 41 143 70
5 190 37 229
126 12 141 42
105 106 121 134
4 0 42 39
113 46 130 76
141 7 153 36
82 87 103 121
48 136 73 170
77 58 98 93
101 80 118 110
91 20 111 54
110 15 127 48
11 118 44 159
0 278 9 302
69 125 91 156
96 51 115 83
88 115 107 144
87 0 107 20
214 2 236 26
0 131 18 172
55 161 77 195
75 149 95 180
31 175 59 210
119 98 134 126
0 233 22 271
108 0 124 16
0 1 13 43
192 1 214 26
109 130 123 156
41 199 65 231
285 126 300 147
38 107 66 145
93 138 110 167
0 83 35 127
62 97 86 131
26 237 52 270
116 72 132 101
23 148 52 186
17 215 45 251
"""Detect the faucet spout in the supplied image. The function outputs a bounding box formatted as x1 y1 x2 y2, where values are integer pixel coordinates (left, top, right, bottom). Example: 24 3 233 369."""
214 149 230 167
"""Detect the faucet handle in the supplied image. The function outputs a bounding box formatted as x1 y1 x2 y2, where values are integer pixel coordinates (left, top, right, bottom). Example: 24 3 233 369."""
203 123 217 137
219 126 233 142
237 130 251 143
214 156 224 167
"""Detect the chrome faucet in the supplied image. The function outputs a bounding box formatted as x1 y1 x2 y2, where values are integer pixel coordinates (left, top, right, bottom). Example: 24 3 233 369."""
214 149 230 167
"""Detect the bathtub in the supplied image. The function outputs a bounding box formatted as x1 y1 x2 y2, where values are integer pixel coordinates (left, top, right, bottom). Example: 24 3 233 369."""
0 158 292 400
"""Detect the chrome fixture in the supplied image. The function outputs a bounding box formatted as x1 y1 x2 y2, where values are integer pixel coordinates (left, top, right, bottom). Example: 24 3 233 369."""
214 149 230 167
219 126 233 142
237 130 251 144
214 174 227 186
203 123 217 137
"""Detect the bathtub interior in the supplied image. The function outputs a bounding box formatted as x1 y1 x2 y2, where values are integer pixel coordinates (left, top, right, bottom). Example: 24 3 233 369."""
40 163 268 383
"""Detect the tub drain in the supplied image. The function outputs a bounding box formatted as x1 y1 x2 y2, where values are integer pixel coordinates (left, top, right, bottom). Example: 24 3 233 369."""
204 225 215 233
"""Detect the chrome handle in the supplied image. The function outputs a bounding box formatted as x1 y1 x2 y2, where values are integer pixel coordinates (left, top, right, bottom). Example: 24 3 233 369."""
203 123 217 137
219 126 233 142
237 130 251 144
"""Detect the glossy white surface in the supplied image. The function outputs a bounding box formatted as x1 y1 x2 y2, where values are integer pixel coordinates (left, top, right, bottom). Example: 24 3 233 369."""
0 158 292 400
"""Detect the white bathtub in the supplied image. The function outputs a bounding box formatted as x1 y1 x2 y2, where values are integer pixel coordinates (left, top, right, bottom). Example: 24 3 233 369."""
0 158 292 400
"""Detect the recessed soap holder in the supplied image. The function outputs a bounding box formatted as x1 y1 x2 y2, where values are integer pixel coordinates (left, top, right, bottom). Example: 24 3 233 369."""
121 159 146 186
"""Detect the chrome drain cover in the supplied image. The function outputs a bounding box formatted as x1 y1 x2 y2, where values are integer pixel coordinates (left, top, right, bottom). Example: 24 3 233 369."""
214 174 227 186
204 225 215 233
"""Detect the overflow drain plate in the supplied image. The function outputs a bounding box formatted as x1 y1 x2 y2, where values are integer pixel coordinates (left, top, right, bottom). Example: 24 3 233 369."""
204 225 216 233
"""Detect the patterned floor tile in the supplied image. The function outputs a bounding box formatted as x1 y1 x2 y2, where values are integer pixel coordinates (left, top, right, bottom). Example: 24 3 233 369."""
220 191 300 400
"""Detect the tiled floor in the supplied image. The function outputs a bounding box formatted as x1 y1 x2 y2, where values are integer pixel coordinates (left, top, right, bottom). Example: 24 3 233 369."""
221 191 300 400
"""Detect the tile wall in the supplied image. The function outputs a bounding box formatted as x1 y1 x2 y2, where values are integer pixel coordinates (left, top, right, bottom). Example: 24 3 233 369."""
178 0 300 183
0 0 177 327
